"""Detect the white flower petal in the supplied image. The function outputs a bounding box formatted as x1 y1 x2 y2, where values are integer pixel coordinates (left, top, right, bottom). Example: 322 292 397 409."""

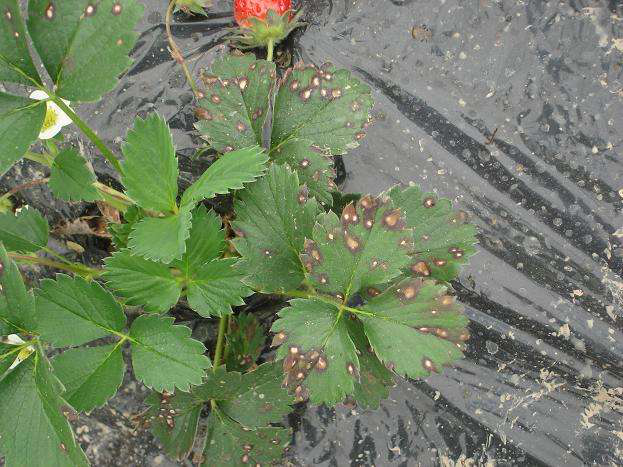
48 100 72 127
5 334 25 345
29 89 49 101
39 121 64 140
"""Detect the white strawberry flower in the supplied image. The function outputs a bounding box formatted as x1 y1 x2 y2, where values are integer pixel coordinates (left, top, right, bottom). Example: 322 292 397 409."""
29 90 73 140
3 334 35 370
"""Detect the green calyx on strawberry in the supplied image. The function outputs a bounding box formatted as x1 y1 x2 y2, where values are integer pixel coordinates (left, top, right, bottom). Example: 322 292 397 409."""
231 0 304 51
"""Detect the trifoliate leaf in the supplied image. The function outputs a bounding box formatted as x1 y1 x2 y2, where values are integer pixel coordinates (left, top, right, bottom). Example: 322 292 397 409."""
0 353 89 466
127 205 192 263
0 244 36 332
232 164 319 292
271 298 359 406
360 278 468 379
49 148 101 202
0 206 49 253
35 274 127 347
346 319 393 410
180 146 268 208
0 0 40 84
145 390 201 461
271 138 336 206
27 0 143 102
224 312 265 372
220 362 294 427
104 250 181 313
195 54 275 151
388 185 478 281
202 412 290 467
0 93 46 176
121 113 179 213
174 206 225 275
271 62 373 154
186 258 252 318
52 343 125 413
129 315 211 392
302 195 411 300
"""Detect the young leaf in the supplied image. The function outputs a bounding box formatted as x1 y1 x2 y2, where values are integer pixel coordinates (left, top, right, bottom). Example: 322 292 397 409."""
0 93 46 176
389 186 478 281
35 274 127 347
104 250 181 313
49 148 101 202
360 278 468 379
27 0 143 102
195 54 275 151
271 299 359 406
0 244 37 332
0 353 89 466
127 205 192 263
130 315 211 392
121 113 179 213
180 146 268 208
0 206 49 253
271 63 373 154
224 312 265 372
202 413 290 467
302 195 411 300
174 206 225 275
145 391 201 461
271 138 336 206
0 0 41 85
232 164 318 292
52 343 125 413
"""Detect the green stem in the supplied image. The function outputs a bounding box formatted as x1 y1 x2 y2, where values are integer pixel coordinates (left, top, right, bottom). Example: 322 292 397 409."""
266 38 275 62
165 1 200 97
8 252 102 278
23 151 54 166
213 315 227 371
278 289 377 317
49 96 123 174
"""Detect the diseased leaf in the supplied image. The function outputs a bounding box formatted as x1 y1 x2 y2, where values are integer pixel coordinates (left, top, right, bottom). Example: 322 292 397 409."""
0 354 89 466
0 93 46 176
271 138 336 206
104 250 181 313
302 195 411 300
130 315 211 392
127 205 192 263
27 0 143 102
121 113 179 213
271 299 359 406
49 148 101 202
389 185 478 281
220 362 294 427
52 343 125 412
232 164 318 292
271 62 373 154
192 366 243 401
180 146 268 208
0 206 49 253
195 54 275 151
361 278 468 379
35 274 127 347
202 412 290 467
224 312 265 372
0 0 41 85
0 244 36 332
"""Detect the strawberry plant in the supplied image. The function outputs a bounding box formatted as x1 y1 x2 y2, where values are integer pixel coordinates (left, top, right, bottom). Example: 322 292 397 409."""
0 0 477 465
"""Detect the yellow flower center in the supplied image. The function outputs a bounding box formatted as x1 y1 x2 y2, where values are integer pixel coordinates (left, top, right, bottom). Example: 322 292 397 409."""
42 104 58 131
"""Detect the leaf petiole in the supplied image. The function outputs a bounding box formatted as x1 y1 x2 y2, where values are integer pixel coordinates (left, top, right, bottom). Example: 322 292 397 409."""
8 252 103 278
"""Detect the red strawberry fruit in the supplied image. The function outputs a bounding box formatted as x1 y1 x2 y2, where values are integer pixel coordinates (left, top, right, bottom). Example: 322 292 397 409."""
234 0 292 27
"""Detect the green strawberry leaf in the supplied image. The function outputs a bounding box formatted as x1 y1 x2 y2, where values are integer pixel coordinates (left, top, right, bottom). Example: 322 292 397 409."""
224 312 265 372
271 298 359 406
389 185 478 281
202 412 290 467
195 54 275 151
27 0 143 102
145 390 201 461
192 366 244 401
0 0 41 85
232 164 319 292
129 314 211 392
174 206 225 275
121 113 179 213
0 206 49 253
35 274 127 347
180 146 268 208
49 148 101 202
302 194 411 300
360 278 468 379
271 138 336 206
108 205 142 250
52 343 125 412
104 250 181 313
0 244 37 332
0 352 89 466
0 93 46 177
0 343 17 376
271 62 373 154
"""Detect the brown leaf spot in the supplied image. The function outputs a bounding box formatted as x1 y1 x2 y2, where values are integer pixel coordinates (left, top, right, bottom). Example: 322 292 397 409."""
299 158 310 168
351 101 361 112
116 38 123 46
320 88 328 98
341 203 359 226
298 186 309 204
45 2 54 19
422 358 437 373
311 76 320 87
194 107 212 120
459 331 470 342
241 454 250 463
294 385 309 402
370 259 379 269
271 331 286 347
439 295 454 306
323 72 333 81
238 77 249 91
300 88 312 101
84 4 96 16
5 9 12 20
331 88 342 99
201 74 218 86
111 2 122 15
210 94 221 104
346 362 359 378
252 108 263 120
317 274 328 284
243 444 253 452
236 121 246 132
289 79 300 91
223 146 234 152
398 237 412 248
385 361 395 371
316 356 327 371
433 258 447 267
423 197 436 208
452 211 468 223
345 233 361 252
382 209 403 230
355 132 366 140
401 285 417 300
367 287 381 297
59 443 67 452
435 328 449 338
410 261 430 276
